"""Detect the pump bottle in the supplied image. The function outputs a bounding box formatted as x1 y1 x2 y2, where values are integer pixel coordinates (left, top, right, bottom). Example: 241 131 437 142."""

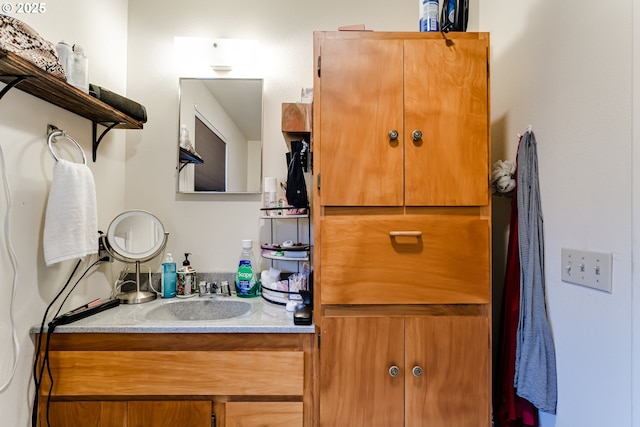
177 253 197 297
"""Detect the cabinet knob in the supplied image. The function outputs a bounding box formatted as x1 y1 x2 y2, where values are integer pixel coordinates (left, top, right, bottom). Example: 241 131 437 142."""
412 366 423 377
388 365 400 377
388 130 399 141
412 130 423 141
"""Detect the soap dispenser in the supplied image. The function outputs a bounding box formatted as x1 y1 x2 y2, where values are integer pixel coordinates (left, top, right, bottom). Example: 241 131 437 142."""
177 253 197 297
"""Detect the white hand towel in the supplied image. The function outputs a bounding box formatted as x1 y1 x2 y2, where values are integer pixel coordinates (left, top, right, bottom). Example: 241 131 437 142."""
43 159 98 266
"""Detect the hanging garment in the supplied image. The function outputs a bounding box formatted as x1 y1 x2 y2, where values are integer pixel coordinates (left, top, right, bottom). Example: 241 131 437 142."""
495 157 538 427
514 130 558 414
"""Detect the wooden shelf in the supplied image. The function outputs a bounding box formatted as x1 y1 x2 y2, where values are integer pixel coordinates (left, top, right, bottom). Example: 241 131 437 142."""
0 49 144 129
281 103 312 133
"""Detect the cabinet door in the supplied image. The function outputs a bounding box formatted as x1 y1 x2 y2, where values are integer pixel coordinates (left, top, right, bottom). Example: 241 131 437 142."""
43 401 126 427
318 37 404 206
405 316 490 427
320 317 404 427
128 401 211 427
404 38 489 206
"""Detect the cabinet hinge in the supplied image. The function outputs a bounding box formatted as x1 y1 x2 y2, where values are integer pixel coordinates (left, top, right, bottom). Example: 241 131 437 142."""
211 413 216 427
318 332 321 349
317 55 321 77
317 173 321 190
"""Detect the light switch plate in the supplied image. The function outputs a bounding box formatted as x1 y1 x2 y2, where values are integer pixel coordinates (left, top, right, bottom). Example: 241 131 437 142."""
561 248 612 293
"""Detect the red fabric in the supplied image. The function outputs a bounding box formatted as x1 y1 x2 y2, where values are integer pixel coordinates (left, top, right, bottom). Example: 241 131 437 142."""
495 181 539 427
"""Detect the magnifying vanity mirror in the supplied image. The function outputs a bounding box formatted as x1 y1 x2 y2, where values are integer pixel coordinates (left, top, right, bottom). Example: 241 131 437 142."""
100 210 169 304
178 77 263 193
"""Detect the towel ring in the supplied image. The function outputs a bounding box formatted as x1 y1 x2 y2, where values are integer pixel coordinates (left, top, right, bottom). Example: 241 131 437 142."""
47 130 87 165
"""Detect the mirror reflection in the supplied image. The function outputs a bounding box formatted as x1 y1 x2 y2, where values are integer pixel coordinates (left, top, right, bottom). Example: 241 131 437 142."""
107 210 166 260
178 77 263 193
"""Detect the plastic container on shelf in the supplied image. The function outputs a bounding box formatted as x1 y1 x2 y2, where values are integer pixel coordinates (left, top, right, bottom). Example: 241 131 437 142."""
68 44 89 93
420 0 439 32
55 41 72 79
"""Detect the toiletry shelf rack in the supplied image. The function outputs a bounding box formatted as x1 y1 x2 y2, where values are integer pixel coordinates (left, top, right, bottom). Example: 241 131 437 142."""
260 207 311 270
0 49 144 162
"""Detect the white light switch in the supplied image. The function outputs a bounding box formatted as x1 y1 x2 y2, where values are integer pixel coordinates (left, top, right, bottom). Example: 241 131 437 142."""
561 248 612 293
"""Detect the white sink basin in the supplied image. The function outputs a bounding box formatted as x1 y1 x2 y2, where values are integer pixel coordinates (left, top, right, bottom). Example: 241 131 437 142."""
144 299 252 321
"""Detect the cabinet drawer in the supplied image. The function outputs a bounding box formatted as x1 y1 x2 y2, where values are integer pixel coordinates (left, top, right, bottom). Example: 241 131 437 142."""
224 402 304 427
320 215 490 304
47 351 304 397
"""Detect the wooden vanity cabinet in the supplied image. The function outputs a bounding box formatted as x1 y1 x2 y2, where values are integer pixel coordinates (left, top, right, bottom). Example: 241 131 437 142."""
38 333 313 427
313 31 491 427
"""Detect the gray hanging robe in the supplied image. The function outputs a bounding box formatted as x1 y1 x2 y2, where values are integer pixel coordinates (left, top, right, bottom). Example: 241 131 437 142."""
514 129 558 414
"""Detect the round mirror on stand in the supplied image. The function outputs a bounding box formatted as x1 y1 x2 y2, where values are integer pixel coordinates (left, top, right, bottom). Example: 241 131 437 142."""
100 210 169 304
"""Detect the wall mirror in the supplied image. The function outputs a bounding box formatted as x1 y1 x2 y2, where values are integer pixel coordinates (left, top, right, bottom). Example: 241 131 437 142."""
178 77 263 193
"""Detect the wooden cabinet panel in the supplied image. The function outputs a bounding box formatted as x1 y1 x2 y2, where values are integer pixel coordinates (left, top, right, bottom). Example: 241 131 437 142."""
404 39 489 206
44 401 126 427
225 402 304 427
316 34 489 207
319 317 404 427
129 401 211 427
47 350 304 396
405 316 490 427
318 38 404 206
320 315 490 427
320 215 490 304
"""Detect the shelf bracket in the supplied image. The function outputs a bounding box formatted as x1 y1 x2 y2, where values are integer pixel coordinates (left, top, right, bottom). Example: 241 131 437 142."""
92 121 120 162
0 75 32 101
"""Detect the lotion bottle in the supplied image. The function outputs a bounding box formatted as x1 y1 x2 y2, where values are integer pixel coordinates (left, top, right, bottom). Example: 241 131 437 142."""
161 253 177 298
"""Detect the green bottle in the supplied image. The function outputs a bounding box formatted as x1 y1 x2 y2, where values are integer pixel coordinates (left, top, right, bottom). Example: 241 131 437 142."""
235 239 260 297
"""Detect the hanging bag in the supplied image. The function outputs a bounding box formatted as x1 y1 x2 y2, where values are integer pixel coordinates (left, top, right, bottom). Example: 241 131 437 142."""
286 140 309 208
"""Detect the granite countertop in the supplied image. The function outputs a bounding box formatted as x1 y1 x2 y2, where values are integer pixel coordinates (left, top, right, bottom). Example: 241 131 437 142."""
31 295 315 334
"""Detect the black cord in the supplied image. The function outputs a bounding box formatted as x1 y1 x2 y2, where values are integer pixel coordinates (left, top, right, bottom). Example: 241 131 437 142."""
31 259 81 427
31 257 103 427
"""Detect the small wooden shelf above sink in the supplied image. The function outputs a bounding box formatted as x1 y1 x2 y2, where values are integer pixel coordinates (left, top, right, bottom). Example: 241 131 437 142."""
0 48 144 161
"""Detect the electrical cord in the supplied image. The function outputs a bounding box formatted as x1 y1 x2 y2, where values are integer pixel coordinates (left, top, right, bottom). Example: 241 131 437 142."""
31 257 104 427
0 144 20 394
144 264 161 295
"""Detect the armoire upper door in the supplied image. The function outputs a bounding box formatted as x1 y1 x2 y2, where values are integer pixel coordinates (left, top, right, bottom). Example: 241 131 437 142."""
318 37 404 206
403 37 489 206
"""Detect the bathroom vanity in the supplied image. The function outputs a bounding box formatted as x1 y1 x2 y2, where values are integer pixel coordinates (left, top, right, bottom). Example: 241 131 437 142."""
34 297 315 427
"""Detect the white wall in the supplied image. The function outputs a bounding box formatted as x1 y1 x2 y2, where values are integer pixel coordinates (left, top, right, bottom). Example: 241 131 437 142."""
124 0 424 272
481 0 634 426
0 1 129 426
1 0 637 426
